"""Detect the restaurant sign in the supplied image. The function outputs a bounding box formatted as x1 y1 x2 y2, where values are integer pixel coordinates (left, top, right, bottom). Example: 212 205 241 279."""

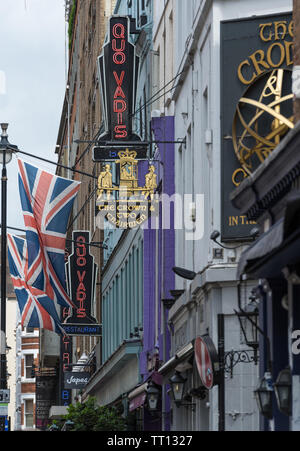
95 15 143 160
63 231 101 336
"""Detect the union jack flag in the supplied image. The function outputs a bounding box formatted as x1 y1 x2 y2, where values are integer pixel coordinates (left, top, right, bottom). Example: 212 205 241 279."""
7 234 64 334
17 158 81 311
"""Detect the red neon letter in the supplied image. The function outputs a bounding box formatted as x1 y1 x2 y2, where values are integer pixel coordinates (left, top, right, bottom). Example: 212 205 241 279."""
112 23 125 39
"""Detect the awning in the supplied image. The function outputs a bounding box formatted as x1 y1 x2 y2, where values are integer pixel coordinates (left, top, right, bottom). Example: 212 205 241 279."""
129 392 147 412
158 341 194 377
238 191 300 279
128 383 147 412
237 218 284 278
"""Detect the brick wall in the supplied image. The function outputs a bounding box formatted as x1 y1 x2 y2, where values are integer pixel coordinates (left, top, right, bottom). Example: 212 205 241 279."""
68 0 116 356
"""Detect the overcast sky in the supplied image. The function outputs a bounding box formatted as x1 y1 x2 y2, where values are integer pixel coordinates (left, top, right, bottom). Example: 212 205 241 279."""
0 0 67 230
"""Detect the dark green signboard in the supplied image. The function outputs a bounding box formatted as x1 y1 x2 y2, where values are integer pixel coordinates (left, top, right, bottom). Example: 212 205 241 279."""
221 12 293 241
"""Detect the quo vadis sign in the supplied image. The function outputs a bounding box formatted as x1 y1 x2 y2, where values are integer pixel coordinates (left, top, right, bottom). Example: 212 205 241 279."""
97 16 140 144
221 13 293 240
63 231 101 336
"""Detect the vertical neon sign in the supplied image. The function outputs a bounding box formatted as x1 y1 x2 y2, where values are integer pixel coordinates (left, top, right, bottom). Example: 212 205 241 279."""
98 16 140 142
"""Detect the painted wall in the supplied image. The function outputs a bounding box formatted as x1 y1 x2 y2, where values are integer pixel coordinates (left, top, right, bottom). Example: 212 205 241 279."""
102 230 144 362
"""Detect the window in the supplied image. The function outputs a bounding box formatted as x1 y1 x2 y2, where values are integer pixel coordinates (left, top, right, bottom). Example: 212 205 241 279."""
26 327 34 334
25 354 34 379
24 399 34 428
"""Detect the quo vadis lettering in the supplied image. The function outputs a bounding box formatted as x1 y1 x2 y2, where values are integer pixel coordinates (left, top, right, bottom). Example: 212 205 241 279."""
111 21 128 139
98 16 140 144
237 19 294 85
75 236 87 318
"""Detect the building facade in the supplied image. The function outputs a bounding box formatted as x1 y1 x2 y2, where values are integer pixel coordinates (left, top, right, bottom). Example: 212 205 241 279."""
16 326 39 431
230 0 300 431
42 0 299 433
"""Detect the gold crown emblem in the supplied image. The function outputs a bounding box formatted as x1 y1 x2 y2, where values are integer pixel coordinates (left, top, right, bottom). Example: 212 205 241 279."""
117 149 138 162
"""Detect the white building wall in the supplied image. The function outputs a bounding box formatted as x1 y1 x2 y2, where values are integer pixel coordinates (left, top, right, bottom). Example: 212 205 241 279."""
173 0 293 282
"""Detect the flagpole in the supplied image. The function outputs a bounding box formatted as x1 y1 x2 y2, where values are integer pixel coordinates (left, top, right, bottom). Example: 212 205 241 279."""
0 124 15 390
0 148 7 389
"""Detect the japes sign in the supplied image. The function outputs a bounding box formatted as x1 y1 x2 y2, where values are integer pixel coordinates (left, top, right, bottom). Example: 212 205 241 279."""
221 13 293 240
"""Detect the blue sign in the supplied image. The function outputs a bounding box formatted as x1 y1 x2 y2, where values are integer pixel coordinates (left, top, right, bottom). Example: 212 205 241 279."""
62 324 102 336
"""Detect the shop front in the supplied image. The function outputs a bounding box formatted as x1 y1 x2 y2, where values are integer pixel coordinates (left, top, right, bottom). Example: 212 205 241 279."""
231 122 300 430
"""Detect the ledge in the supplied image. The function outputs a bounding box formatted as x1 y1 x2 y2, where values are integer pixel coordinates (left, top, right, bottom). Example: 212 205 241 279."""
84 339 142 396
230 121 300 220
169 264 238 321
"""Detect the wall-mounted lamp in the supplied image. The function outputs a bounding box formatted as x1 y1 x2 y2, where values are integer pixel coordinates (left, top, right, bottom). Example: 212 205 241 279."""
273 367 292 417
169 372 195 410
254 372 273 420
169 372 186 407
210 228 260 250
234 293 259 361
172 267 196 280
146 380 161 412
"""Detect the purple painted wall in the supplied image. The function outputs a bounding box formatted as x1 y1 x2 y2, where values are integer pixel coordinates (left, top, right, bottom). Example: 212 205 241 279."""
142 116 175 430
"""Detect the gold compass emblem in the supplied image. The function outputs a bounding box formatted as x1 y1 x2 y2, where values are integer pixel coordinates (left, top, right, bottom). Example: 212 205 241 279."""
232 69 294 181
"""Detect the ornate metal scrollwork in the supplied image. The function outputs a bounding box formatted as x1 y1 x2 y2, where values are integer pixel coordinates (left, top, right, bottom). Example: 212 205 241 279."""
224 349 258 378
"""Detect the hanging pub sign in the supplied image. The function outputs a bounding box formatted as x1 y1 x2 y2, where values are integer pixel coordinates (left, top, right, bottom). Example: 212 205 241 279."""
96 150 159 229
221 13 293 240
94 15 145 160
194 336 219 390
62 231 102 336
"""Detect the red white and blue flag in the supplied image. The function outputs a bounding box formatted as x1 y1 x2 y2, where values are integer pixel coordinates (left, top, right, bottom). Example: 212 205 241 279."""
17 158 81 311
7 234 64 334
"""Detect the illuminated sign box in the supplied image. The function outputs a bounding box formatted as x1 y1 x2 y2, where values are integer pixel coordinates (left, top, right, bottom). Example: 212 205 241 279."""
97 16 141 145
64 231 102 336
62 324 102 336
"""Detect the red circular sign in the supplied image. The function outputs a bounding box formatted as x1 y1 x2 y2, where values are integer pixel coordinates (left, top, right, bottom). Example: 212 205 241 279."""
195 336 214 390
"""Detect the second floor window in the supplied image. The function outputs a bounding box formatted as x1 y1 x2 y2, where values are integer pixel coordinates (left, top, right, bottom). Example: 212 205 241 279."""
25 354 34 379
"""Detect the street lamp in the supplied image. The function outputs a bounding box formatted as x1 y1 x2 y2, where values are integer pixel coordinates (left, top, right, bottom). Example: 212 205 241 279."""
146 380 160 412
235 294 259 361
274 367 292 416
0 123 17 390
254 372 273 420
169 372 186 407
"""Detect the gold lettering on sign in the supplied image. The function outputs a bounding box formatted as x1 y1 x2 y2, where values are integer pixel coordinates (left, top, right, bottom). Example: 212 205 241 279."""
96 149 158 228
228 216 256 227
237 20 294 86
